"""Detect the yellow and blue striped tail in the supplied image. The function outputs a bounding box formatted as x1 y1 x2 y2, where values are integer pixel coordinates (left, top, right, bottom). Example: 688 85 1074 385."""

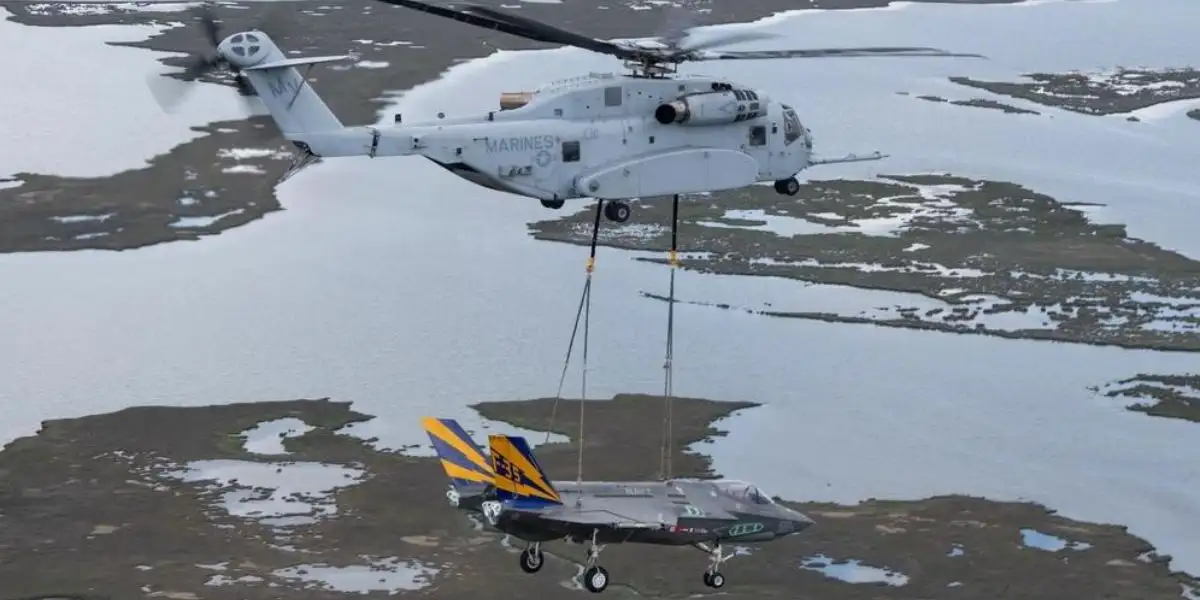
488 433 563 506
421 416 496 488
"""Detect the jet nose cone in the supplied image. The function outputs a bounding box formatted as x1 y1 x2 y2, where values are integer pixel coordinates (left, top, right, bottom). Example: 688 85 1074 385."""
778 508 815 535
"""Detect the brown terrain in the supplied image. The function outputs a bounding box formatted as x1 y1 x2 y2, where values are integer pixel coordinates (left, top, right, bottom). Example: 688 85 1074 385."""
528 175 1200 352
1092 373 1200 424
949 67 1200 118
1 395 1196 599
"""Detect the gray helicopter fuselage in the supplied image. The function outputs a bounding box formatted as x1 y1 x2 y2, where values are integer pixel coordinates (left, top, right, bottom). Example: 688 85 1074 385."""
379 73 812 201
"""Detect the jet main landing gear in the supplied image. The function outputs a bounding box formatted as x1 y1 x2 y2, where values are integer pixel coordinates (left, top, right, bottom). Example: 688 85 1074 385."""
581 529 610 593
603 200 630 223
541 198 566 210
519 542 544 573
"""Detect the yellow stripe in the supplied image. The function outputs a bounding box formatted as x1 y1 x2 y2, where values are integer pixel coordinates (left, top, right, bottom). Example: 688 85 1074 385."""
441 460 492 483
489 435 560 502
422 417 495 475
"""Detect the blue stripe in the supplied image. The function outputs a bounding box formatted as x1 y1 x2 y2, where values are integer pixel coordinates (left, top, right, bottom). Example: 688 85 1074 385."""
426 432 491 478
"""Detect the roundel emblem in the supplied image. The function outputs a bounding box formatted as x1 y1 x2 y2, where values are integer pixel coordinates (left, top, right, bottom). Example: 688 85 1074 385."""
228 32 263 60
534 149 552 168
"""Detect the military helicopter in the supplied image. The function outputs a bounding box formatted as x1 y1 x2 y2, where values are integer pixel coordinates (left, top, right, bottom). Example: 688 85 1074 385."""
156 0 980 225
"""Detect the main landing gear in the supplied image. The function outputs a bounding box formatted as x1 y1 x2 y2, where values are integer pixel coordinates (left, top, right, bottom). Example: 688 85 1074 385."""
603 200 630 224
773 177 800 196
540 198 629 223
581 529 610 593
518 532 610 594
695 542 732 589
520 542 544 573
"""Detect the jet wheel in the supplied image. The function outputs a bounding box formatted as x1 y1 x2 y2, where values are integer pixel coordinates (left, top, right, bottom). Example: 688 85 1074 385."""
604 201 630 223
541 198 565 210
704 571 726 588
519 547 544 573
583 565 609 593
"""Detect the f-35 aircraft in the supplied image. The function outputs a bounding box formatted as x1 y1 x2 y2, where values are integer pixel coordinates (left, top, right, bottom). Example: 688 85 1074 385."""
421 417 814 593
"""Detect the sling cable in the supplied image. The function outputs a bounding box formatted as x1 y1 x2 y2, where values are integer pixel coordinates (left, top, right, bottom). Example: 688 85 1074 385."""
543 195 683 485
659 193 680 482
545 199 605 485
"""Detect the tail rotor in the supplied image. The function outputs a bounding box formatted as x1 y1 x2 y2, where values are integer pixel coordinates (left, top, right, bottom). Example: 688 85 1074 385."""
147 1 286 115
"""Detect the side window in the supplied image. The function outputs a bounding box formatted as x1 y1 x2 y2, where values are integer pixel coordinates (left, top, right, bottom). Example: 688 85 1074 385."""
749 125 766 147
604 86 622 107
562 140 581 163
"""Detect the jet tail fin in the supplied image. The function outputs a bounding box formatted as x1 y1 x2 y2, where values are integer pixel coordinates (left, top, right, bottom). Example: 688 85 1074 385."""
488 434 563 506
421 417 496 488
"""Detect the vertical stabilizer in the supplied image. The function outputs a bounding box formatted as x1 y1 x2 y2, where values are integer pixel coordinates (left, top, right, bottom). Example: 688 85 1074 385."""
216 29 355 149
421 417 496 488
488 434 563 505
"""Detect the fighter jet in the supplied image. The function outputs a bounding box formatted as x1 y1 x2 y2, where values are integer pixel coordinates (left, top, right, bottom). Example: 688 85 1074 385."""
421 416 815 593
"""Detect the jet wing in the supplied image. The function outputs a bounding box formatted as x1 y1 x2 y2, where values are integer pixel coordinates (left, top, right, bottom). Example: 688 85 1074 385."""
507 503 668 529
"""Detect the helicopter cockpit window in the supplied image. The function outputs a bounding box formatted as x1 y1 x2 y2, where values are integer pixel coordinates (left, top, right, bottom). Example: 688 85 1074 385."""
604 86 622 107
782 104 802 145
714 479 775 505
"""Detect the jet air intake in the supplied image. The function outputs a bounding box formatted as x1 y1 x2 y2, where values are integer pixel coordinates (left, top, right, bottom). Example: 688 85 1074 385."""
654 89 764 126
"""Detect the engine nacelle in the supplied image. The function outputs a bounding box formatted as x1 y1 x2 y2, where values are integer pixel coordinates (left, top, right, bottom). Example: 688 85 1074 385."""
499 92 533 111
654 90 764 126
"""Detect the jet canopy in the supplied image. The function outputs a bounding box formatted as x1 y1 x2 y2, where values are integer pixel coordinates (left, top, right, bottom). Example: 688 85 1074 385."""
714 479 775 505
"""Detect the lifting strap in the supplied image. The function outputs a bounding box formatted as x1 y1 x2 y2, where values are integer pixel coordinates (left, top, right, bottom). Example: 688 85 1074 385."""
660 194 680 481
544 200 605 486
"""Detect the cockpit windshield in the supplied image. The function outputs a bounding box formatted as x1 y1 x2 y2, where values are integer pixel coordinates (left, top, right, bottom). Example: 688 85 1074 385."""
714 479 775 505
781 104 802 145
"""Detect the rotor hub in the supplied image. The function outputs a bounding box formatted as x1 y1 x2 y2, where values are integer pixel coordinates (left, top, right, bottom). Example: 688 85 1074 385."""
217 31 271 68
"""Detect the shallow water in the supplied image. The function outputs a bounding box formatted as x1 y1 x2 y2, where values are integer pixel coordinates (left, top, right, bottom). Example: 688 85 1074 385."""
1 0 1198 576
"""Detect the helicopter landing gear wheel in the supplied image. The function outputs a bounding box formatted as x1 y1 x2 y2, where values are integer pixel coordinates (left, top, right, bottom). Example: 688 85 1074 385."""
541 198 565 210
519 544 544 573
603 200 630 223
773 177 800 196
703 571 726 588
583 566 610 593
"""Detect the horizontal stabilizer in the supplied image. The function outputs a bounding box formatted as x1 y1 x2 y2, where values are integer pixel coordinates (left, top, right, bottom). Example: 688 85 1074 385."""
488 434 562 506
242 54 358 71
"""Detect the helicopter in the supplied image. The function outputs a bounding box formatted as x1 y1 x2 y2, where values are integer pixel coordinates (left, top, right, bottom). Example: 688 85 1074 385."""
156 0 981 226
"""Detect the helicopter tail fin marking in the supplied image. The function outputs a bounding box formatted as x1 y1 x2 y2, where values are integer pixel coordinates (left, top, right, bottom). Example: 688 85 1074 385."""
239 60 344 137
488 434 562 506
422 417 496 489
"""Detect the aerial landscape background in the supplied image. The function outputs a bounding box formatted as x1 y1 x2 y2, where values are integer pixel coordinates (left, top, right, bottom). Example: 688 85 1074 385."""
0 0 1197 597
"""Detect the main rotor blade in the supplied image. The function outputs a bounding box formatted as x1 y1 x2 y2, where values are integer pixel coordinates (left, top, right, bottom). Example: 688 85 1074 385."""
675 30 780 53
196 2 221 48
462 3 637 58
374 0 641 60
656 3 698 51
689 46 985 61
